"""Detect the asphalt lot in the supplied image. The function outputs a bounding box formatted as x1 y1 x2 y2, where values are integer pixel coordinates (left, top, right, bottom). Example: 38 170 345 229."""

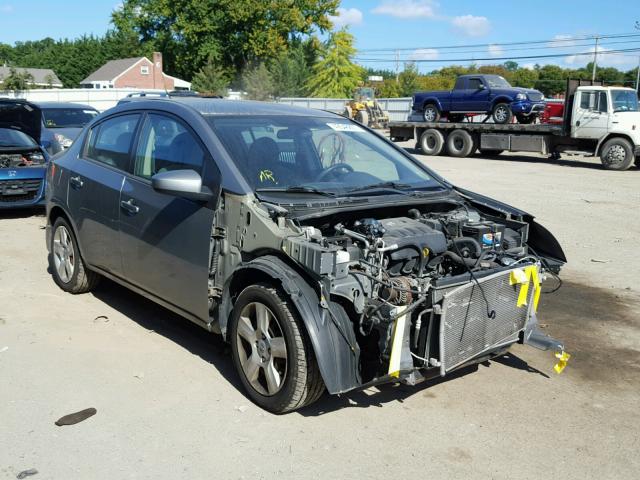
1 148 639 479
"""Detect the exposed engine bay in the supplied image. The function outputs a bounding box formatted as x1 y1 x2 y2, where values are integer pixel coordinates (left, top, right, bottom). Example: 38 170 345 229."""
0 151 46 168
281 200 564 385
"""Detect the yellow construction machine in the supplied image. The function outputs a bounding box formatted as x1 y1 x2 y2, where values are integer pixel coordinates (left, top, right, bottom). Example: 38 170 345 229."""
343 87 390 129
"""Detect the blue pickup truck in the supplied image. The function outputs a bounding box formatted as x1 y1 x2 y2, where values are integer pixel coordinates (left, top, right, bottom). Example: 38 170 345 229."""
412 74 545 124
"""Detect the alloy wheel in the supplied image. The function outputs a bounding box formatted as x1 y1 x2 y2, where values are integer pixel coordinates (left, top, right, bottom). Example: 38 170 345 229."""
495 106 508 123
235 302 288 396
52 225 75 283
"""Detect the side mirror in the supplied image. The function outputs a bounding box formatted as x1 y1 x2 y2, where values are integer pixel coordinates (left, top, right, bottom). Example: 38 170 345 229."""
478 84 486 90
151 169 213 202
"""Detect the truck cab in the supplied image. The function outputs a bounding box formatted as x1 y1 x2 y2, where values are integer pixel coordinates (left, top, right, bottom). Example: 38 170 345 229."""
571 86 640 169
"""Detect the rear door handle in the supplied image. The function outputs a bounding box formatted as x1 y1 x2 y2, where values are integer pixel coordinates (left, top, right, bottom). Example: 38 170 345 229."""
120 198 140 215
69 176 84 189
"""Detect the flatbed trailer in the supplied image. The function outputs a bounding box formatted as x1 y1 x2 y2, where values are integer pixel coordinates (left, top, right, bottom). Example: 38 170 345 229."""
389 80 640 171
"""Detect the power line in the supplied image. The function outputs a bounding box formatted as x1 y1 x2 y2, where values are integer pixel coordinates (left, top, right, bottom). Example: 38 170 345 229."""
355 47 640 63
356 32 640 53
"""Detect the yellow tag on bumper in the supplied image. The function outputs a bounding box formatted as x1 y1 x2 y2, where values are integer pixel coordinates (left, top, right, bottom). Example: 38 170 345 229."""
509 266 542 311
554 351 571 374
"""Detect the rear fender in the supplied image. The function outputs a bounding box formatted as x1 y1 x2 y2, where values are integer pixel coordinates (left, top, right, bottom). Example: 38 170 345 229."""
219 255 361 394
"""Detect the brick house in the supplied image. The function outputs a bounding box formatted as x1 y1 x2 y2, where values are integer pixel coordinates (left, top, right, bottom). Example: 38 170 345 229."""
80 52 190 90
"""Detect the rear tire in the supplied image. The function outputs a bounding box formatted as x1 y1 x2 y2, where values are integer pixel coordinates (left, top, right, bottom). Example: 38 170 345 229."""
230 284 324 414
600 137 634 171
419 129 445 155
446 129 475 157
492 103 513 124
422 104 440 123
49 217 100 294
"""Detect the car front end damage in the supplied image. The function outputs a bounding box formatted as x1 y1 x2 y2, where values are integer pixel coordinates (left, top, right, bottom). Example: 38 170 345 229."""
0 150 48 208
220 190 568 395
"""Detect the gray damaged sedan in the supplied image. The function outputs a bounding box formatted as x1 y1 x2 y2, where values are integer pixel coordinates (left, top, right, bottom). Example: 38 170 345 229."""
45 98 568 413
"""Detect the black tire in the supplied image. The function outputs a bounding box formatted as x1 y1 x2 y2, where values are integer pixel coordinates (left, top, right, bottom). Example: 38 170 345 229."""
479 149 504 156
516 114 535 124
230 283 324 414
446 129 475 157
419 128 445 155
355 109 369 127
492 103 513 124
49 217 100 294
422 103 440 122
600 137 635 171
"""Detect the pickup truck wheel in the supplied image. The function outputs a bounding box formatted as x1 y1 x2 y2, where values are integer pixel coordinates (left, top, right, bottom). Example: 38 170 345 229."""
230 284 324 414
492 103 513 124
446 129 475 157
419 129 445 155
600 138 634 170
423 104 440 122
49 217 100 294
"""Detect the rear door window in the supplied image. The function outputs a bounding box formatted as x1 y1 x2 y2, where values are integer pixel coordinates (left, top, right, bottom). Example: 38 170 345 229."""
85 114 140 170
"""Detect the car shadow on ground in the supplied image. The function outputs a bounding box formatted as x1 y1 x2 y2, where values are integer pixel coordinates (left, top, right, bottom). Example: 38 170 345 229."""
297 352 547 417
90 278 243 391
0 207 45 220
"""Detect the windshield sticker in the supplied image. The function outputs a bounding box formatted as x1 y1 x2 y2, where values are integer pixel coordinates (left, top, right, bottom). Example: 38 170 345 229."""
326 122 365 133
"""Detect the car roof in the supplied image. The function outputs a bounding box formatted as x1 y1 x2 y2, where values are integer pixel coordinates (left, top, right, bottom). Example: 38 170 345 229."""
33 101 98 110
118 97 339 118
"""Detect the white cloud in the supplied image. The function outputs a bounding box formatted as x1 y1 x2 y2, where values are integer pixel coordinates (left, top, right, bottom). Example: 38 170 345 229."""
451 15 490 37
329 7 363 28
548 34 577 47
408 48 439 61
488 44 504 57
372 0 436 19
565 45 632 68
0 4 14 13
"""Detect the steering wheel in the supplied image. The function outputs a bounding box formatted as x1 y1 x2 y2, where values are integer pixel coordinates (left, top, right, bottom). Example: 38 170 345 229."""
317 132 346 166
316 162 354 182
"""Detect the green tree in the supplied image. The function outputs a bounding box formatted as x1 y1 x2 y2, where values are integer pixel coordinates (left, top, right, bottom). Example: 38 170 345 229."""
398 63 420 96
377 79 401 98
510 67 538 88
504 61 519 72
535 64 565 96
112 0 338 80
242 63 274 100
269 42 313 97
306 29 363 98
191 57 231 96
1 68 34 90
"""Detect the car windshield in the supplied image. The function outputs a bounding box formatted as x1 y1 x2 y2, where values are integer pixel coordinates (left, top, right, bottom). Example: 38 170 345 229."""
207 115 445 196
611 90 639 112
0 128 36 148
42 108 99 128
484 75 512 88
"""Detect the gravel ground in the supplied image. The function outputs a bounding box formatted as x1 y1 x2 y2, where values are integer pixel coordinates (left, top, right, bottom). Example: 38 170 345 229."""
1 149 639 479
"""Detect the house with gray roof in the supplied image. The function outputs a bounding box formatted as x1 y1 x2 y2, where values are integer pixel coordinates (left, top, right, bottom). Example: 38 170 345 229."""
80 52 190 91
0 66 63 88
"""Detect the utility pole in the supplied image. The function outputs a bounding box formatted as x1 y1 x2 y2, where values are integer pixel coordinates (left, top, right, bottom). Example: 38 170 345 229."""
395 50 400 83
591 35 600 81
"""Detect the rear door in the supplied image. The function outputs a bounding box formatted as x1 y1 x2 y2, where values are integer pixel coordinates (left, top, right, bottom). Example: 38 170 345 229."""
66 113 140 275
572 90 609 139
118 113 219 321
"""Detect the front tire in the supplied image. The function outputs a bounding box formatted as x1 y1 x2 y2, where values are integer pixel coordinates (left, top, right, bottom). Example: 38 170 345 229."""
230 284 324 413
600 137 634 171
355 109 369 127
492 103 513 124
50 217 100 294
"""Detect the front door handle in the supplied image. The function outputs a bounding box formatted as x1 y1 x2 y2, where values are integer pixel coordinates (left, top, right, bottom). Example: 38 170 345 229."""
120 198 140 215
69 176 84 189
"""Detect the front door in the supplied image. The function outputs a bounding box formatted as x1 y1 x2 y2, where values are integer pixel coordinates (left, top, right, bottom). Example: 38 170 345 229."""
66 113 140 275
572 90 609 139
452 77 489 112
118 113 218 321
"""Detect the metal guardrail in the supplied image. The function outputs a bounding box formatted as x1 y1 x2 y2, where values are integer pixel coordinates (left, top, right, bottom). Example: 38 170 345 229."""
277 97 412 122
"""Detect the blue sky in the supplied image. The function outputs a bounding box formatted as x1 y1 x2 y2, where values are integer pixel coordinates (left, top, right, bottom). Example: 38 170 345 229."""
1 0 639 71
